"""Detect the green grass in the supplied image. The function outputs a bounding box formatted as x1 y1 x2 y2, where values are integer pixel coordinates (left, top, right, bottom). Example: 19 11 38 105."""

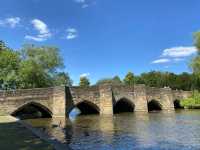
181 91 200 109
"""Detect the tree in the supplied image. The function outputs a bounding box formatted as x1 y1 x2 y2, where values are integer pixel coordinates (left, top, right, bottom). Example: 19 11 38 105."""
79 77 90 87
134 76 144 84
140 71 161 87
96 78 114 85
191 31 200 74
190 56 200 74
112 76 122 85
0 40 7 51
191 74 200 90
165 72 178 89
124 72 135 86
0 45 20 90
190 31 200 89
18 45 64 88
96 76 122 86
177 72 192 90
0 42 72 89
53 72 73 86
194 32 200 51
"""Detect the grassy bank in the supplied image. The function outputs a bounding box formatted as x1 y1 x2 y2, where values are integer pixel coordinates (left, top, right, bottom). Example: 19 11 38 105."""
181 91 200 109
0 116 54 150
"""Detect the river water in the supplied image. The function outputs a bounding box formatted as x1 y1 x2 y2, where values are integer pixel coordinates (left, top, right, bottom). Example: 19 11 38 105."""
24 110 200 150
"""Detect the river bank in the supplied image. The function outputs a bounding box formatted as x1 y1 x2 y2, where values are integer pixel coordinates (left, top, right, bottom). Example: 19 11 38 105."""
180 91 200 109
0 116 54 150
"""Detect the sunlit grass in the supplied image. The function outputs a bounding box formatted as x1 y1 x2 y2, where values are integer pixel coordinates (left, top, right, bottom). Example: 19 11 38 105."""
181 91 200 108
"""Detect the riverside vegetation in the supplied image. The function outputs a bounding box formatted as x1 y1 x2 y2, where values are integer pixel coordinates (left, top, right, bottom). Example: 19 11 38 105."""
181 91 200 108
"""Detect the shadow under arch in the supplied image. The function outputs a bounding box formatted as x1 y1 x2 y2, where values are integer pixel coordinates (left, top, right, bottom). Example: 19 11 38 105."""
73 100 100 115
174 99 184 109
114 98 135 114
11 102 52 120
148 100 162 112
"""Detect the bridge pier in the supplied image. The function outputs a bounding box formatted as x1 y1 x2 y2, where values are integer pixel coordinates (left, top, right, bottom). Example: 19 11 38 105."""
160 88 175 111
134 85 148 112
52 87 66 118
99 85 113 115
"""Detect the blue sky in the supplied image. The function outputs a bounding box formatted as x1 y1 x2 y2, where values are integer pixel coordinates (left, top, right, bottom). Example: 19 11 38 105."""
0 0 199 85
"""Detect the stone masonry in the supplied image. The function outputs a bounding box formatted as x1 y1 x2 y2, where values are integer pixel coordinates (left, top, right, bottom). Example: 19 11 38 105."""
0 84 192 117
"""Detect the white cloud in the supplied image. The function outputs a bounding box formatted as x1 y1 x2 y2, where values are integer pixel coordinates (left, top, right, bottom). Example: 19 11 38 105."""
31 19 50 35
80 73 90 78
66 28 78 40
74 0 92 8
164 66 169 69
173 58 185 62
162 46 197 58
0 17 21 28
152 46 198 65
152 58 170 64
25 19 51 42
82 4 89 8
74 0 85 3
24 35 45 42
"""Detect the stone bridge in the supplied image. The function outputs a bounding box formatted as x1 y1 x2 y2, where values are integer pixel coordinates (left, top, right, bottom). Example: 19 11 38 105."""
0 85 192 118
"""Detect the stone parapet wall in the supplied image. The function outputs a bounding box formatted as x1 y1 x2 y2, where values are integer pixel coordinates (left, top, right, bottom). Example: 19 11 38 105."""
0 85 193 117
0 86 66 117
172 90 193 100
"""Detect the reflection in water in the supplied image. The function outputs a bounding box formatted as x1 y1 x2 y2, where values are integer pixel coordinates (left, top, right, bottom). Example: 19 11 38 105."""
25 110 200 150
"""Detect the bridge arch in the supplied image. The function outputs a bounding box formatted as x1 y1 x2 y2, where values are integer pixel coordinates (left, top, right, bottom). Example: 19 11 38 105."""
73 100 100 115
173 99 183 109
148 100 162 112
11 102 52 119
114 97 135 114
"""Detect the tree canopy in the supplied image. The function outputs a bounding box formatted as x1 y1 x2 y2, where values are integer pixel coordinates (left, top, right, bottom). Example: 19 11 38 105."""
0 43 20 89
124 72 135 86
79 77 90 87
189 31 200 91
0 40 7 51
0 41 72 90
136 71 193 91
194 32 200 51
95 71 195 90
96 76 122 86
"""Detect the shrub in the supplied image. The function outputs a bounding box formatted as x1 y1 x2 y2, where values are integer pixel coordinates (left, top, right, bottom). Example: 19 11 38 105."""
181 91 200 108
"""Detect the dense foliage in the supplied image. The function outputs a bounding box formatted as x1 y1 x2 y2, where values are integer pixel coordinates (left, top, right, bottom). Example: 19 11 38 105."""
123 72 135 86
0 41 72 90
179 31 200 108
194 32 200 51
138 71 194 90
96 76 122 85
190 31 200 91
79 77 90 87
181 91 200 108
96 71 195 90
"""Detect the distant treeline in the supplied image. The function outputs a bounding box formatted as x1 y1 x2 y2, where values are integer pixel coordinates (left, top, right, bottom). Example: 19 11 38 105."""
94 71 198 91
